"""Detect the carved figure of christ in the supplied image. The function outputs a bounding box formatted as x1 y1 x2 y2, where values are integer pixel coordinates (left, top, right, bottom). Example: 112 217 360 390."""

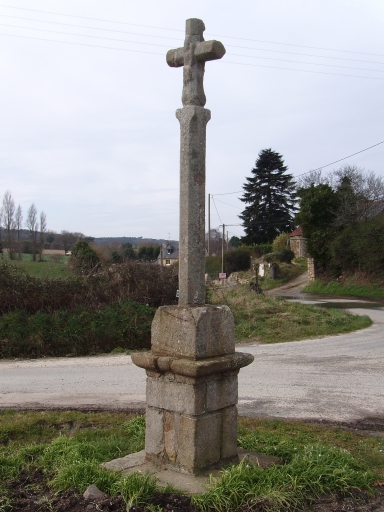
167 19 226 305
166 18 226 107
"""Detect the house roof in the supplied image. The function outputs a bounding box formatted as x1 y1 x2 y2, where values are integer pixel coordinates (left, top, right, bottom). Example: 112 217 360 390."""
289 227 303 237
157 242 179 260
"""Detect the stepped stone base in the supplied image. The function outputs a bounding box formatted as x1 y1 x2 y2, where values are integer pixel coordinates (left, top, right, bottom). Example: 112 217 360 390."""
102 449 281 495
129 305 254 475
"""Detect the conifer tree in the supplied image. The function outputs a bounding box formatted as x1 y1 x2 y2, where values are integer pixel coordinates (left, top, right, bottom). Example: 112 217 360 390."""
239 149 296 244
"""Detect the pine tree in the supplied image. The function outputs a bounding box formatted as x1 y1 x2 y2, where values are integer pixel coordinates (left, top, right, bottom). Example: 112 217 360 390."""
239 149 296 244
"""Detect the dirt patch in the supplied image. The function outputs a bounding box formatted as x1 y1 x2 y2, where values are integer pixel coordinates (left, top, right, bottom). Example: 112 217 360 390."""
4 468 384 511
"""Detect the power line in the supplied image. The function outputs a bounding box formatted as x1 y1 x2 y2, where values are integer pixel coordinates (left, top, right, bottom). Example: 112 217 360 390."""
0 31 165 55
211 196 223 225
296 140 384 178
2 14 383 66
0 14 182 40
0 4 184 31
1 4 383 58
3 21 383 73
221 60 384 81
213 191 242 196
214 198 242 210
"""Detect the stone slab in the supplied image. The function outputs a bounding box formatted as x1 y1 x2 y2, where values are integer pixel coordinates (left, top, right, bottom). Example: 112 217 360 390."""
102 449 281 495
132 351 254 378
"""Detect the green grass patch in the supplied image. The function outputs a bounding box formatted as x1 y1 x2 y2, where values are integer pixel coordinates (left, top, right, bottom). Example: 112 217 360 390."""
3 255 69 278
208 285 372 343
303 279 384 300
1 411 383 511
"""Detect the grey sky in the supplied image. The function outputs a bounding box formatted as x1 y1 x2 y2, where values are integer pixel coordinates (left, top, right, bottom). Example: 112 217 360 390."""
1 0 383 240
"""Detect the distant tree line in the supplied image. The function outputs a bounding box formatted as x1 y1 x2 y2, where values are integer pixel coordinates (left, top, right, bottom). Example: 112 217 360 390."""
0 191 47 261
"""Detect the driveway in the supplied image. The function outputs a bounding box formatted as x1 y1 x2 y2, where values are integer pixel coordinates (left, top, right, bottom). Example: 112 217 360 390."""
1 301 383 427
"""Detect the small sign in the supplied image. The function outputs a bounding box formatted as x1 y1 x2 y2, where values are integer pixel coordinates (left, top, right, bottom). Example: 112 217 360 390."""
219 273 227 279
176 290 180 297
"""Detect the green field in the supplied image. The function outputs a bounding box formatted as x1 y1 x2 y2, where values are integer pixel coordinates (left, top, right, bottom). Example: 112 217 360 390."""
2 254 69 278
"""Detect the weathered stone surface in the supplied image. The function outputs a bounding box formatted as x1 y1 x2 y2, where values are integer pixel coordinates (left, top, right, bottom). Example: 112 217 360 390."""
146 375 206 415
221 406 238 460
151 305 235 359
83 485 105 500
178 412 222 473
167 18 225 109
176 105 211 304
133 351 254 378
145 407 164 458
205 373 238 412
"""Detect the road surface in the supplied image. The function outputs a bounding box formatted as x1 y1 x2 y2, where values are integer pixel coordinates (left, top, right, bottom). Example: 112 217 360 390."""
1 300 383 426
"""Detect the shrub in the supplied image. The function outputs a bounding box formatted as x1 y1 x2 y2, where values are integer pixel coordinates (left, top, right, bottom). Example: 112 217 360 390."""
0 301 154 358
0 260 177 315
272 232 290 252
69 241 101 274
224 248 251 275
264 249 295 264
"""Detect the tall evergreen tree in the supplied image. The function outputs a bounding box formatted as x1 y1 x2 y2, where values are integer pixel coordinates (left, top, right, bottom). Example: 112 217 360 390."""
239 149 296 244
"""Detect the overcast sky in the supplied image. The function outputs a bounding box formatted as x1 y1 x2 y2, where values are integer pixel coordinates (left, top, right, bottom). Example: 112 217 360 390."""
1 0 383 240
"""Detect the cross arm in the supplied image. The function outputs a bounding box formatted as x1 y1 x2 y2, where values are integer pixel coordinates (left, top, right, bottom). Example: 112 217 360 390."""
166 47 184 68
195 40 226 62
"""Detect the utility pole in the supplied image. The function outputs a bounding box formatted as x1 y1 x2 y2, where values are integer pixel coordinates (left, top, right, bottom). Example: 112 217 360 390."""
207 193 210 256
221 223 225 273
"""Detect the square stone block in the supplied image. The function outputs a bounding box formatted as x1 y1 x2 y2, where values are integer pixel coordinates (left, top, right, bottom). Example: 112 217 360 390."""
151 305 235 359
146 375 206 415
206 373 238 413
178 412 222 473
145 407 164 459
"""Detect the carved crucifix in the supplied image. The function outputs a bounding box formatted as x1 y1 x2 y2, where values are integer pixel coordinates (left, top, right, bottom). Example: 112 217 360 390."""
167 18 225 107
167 19 226 305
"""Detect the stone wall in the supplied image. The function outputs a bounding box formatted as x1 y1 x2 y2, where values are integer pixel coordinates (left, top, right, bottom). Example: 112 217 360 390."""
290 236 307 258
307 258 316 282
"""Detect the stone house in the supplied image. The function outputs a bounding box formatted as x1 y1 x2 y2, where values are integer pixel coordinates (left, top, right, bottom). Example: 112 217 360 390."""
289 227 307 258
157 242 179 267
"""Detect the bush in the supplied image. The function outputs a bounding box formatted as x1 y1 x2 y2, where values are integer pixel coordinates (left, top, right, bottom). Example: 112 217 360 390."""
224 248 251 275
330 218 384 277
264 249 295 264
272 232 290 252
0 260 178 314
69 241 101 274
0 301 154 358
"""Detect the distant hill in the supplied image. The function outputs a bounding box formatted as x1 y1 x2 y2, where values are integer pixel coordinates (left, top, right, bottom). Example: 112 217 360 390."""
93 237 178 247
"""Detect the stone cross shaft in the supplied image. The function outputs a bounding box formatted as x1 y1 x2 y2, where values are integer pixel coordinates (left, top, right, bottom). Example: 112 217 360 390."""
167 19 225 305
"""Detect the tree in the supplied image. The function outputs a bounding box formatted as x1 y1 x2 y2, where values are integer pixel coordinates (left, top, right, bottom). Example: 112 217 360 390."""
70 240 100 274
295 184 340 268
15 205 23 260
39 211 47 261
229 236 241 248
2 191 16 259
26 204 38 261
239 149 296 244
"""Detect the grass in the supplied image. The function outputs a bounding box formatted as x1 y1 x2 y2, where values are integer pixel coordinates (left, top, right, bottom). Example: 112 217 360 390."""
258 262 305 291
4 258 69 278
0 410 383 511
303 280 384 300
208 284 372 343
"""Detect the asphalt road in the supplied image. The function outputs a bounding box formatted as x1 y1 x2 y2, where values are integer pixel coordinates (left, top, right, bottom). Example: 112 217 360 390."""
1 300 383 425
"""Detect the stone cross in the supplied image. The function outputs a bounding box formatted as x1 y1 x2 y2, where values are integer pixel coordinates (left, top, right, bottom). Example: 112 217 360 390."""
107 19 254 484
167 19 225 304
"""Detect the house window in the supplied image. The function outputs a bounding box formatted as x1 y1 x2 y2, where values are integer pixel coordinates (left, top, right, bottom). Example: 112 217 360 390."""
165 259 171 265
